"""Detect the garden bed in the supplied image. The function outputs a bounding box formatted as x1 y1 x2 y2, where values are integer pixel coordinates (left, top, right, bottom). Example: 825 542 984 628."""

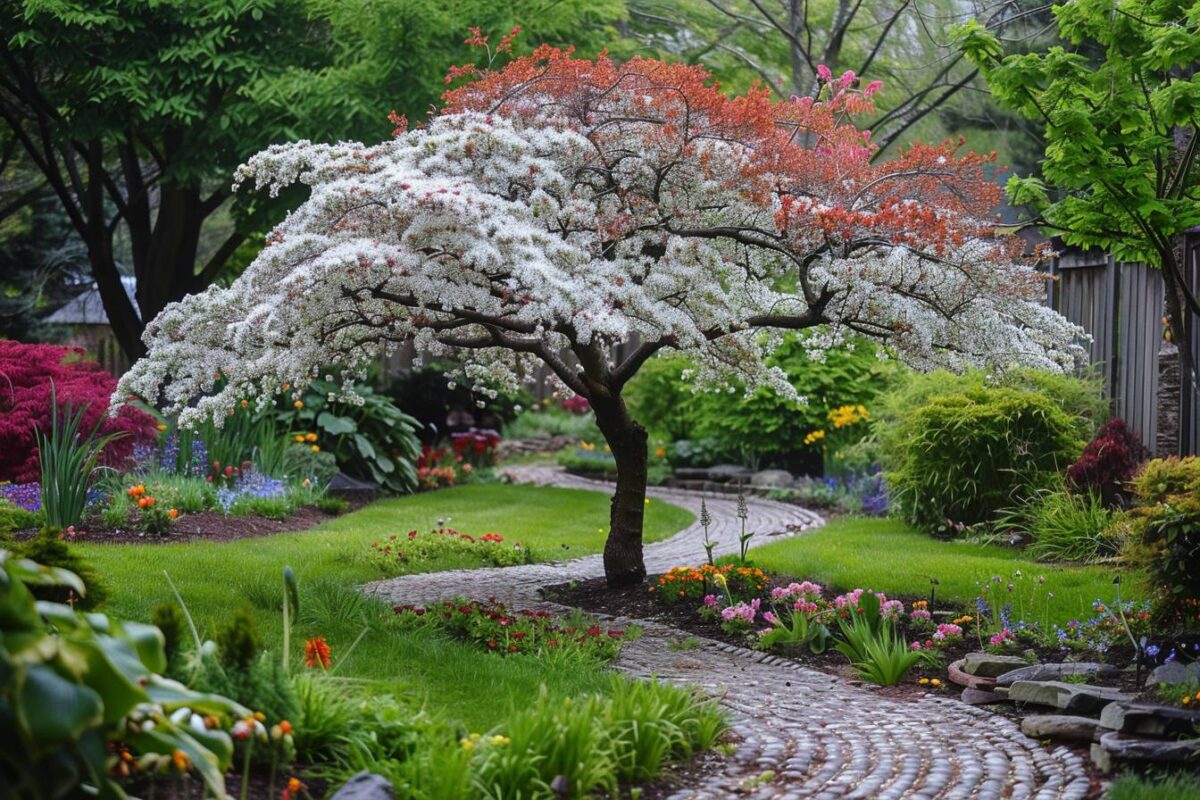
7 500 366 543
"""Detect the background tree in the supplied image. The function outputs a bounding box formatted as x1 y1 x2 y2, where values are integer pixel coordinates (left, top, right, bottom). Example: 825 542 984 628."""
118 48 1084 586
0 0 622 358
959 0 1200 429
624 0 1057 161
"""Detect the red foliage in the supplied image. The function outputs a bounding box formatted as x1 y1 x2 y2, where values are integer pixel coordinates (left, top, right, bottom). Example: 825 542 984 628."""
0 341 157 483
1066 418 1145 507
441 46 1024 265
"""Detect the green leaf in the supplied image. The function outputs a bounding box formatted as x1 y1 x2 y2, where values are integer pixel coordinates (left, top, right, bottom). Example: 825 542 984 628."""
16 664 104 748
317 412 356 435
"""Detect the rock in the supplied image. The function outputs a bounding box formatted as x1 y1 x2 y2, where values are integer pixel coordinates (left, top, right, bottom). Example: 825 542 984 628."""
672 468 710 481
995 662 1118 687
328 472 379 499
706 464 754 482
1147 660 1200 686
1095 732 1200 767
750 469 794 488
948 659 998 690
1020 715 1105 743
961 687 1008 705
1008 680 1135 713
1099 701 1200 737
961 652 1029 678
330 772 393 800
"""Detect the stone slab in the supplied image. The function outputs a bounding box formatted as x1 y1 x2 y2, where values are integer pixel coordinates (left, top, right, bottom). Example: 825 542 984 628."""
1099 701 1200 737
1008 680 1135 713
1147 660 1200 686
1020 715 1105 743
961 687 1008 705
1096 732 1200 765
962 652 1029 678
750 469 794 488
949 659 998 690
995 662 1118 687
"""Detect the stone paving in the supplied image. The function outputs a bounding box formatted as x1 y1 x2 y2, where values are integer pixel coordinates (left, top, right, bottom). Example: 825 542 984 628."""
365 466 1091 799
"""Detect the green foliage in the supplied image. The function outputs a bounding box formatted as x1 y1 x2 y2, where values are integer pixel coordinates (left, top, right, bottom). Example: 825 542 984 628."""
878 371 1088 532
626 335 894 466
232 494 294 520
0 551 245 798
960 4 1200 267
1132 456 1200 503
316 496 350 516
14 529 107 609
151 603 186 668
100 497 132 529
1106 772 1200 800
279 379 420 493
37 393 124 529
0 501 41 535
216 604 262 673
833 592 921 685
1020 489 1120 563
1123 457 1200 619
283 443 339 485
504 404 602 441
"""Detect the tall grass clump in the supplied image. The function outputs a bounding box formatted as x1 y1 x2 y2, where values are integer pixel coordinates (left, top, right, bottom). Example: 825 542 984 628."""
37 388 124 529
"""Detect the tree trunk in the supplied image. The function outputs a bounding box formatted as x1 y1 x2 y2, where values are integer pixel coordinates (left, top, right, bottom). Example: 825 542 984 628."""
590 392 649 587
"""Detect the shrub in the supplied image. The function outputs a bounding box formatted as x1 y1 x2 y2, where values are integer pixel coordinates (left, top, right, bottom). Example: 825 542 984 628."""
216 603 262 672
879 380 1084 532
283 442 339 484
14 529 107 609
1024 489 1120 563
1066 418 1144 507
1124 457 1200 622
503 403 603 441
0 552 245 798
0 340 157 483
0 501 40 534
151 602 186 667
316 496 349 515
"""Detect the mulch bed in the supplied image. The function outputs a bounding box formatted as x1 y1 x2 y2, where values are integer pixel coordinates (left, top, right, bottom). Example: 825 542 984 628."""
10 499 368 544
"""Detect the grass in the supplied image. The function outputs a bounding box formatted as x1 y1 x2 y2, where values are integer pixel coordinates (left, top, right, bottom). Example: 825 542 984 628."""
82 483 693 730
748 517 1143 627
1106 772 1200 800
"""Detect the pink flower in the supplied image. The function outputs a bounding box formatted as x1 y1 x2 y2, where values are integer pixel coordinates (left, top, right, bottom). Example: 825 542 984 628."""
910 609 932 622
762 611 778 625
910 641 922 651
703 594 718 607
865 80 883 97
840 70 856 88
816 64 832 82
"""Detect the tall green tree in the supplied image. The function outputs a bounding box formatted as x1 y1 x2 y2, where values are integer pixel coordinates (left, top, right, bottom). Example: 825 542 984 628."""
0 0 623 358
959 0 1200 415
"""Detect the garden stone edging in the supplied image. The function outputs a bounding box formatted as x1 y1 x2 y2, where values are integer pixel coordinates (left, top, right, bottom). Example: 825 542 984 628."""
961 652 1030 678
1099 701 1200 737
1090 732 1200 773
364 466 1093 799
1008 680 1135 713
1020 715 1105 744
995 662 1118 687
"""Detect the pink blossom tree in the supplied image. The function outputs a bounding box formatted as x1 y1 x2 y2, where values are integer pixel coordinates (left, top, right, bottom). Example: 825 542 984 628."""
119 48 1084 585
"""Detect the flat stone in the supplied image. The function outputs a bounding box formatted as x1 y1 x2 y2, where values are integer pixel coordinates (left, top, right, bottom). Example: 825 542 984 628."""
961 652 1029 678
1008 680 1135 713
707 464 754 481
750 469 794 488
672 468 710 480
1147 660 1200 686
949 659 998 689
995 662 1118 687
1099 701 1200 737
1096 732 1200 765
330 772 393 800
1020 715 1105 743
961 687 1008 705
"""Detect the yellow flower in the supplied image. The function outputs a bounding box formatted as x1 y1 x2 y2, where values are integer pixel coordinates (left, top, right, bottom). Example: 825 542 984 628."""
654 447 667 459
156 423 168 432
294 434 306 443
488 735 511 746
580 441 595 451
293 400 304 409
644 499 650 506
930 678 942 687
311 445 320 453
918 677 930 685
712 573 728 587
803 429 826 445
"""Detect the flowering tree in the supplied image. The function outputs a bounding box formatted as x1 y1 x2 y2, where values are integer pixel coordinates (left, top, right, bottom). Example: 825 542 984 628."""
119 46 1084 586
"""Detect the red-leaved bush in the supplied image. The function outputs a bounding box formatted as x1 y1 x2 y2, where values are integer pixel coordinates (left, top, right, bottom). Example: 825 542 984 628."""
0 341 157 483
1066 418 1145 507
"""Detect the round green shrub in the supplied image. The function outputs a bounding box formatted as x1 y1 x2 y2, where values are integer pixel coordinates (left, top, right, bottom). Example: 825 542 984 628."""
881 385 1085 532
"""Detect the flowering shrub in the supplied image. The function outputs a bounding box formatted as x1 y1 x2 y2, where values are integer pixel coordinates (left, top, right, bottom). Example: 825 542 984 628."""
650 564 768 605
756 581 832 653
0 341 157 483
123 484 179 534
1066 418 1143 507
369 527 531 571
559 394 590 414
450 427 501 467
1052 599 1154 654
416 445 460 490
394 599 626 661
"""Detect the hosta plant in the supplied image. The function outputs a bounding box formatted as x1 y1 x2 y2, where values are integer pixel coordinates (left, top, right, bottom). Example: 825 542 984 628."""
0 551 246 798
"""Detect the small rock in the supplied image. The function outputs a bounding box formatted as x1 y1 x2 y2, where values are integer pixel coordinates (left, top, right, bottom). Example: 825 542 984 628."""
948 659 998 690
1146 660 1200 686
707 464 754 482
1099 701 1200 737
1096 732 1200 766
1008 680 1135 713
1020 715 1105 743
330 772 393 800
995 662 1118 687
750 469 794 488
961 687 1008 705
961 652 1029 678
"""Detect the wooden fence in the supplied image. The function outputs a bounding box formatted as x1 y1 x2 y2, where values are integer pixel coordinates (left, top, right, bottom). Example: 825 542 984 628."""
1046 236 1200 456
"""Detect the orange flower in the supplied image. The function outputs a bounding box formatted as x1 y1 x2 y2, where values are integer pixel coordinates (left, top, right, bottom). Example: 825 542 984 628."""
305 432 317 443
172 749 190 771
304 636 332 669
168 508 179 519
279 720 293 735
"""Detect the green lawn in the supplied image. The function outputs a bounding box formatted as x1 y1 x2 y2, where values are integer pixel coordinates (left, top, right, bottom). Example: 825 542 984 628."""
748 517 1143 627
83 483 693 730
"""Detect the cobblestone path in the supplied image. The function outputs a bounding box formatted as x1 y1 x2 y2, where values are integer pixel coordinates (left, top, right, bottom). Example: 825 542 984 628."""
366 466 1090 799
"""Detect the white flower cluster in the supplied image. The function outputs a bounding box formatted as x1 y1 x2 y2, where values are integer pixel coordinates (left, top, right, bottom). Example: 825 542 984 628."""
117 111 1085 424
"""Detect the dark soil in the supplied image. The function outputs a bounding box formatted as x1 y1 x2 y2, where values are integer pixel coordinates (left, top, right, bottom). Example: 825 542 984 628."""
11 500 366 544
123 769 329 800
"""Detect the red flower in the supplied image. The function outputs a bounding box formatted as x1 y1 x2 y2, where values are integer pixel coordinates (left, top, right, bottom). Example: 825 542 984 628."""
304 636 332 669
487 639 497 650
587 625 601 637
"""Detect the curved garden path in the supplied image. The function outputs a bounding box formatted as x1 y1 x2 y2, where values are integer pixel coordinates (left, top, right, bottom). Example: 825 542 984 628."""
365 466 1091 800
